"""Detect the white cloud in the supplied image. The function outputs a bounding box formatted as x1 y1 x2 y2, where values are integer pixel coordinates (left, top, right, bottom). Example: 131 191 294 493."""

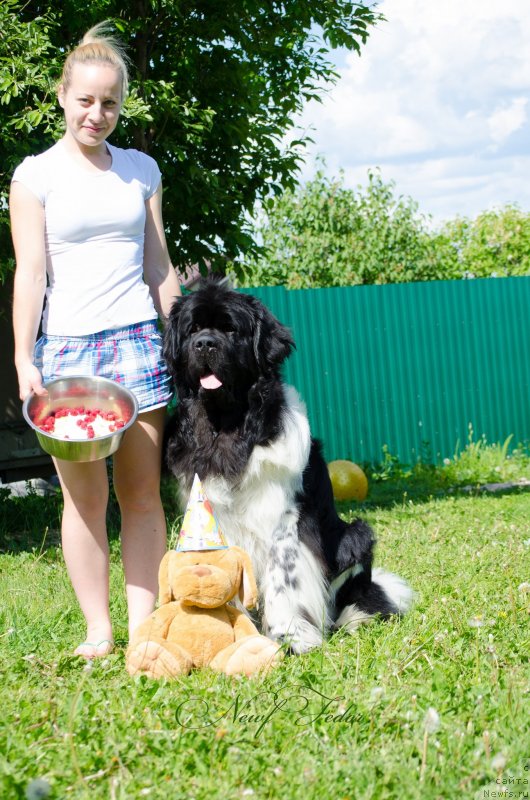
295 0 530 221
487 97 528 145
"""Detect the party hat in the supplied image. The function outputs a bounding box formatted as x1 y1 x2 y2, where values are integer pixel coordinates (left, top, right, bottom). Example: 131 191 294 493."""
176 473 228 552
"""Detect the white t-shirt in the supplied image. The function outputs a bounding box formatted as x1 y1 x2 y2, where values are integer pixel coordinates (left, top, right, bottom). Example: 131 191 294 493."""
12 140 161 335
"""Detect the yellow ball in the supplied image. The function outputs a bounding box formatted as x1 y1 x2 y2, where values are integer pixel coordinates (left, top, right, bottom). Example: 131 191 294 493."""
328 460 368 502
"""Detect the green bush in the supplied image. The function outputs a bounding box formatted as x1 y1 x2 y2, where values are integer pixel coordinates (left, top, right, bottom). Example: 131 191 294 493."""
237 170 530 288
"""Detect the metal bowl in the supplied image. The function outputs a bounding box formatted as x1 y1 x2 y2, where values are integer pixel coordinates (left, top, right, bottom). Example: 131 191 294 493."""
22 376 139 462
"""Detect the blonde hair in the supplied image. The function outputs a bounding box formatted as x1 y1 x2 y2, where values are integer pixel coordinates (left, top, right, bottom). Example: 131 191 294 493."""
61 22 129 99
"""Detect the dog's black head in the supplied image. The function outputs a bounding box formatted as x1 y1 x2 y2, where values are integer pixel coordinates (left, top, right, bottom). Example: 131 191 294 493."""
163 278 294 402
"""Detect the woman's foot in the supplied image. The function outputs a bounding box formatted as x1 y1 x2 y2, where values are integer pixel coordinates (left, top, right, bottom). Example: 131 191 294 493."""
74 625 114 659
74 638 114 659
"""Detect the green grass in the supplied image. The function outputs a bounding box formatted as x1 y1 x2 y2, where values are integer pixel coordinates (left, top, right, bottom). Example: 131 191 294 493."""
1 463 530 798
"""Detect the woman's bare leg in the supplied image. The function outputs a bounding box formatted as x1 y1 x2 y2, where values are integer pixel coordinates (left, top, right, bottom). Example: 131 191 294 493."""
53 456 113 657
112 407 167 638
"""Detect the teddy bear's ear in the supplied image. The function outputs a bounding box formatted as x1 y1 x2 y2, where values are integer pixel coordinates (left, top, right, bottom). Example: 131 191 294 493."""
230 546 258 609
158 551 175 604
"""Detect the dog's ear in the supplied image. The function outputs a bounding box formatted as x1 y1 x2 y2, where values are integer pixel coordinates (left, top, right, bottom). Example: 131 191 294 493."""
230 546 259 608
163 297 184 379
252 302 294 372
158 551 176 604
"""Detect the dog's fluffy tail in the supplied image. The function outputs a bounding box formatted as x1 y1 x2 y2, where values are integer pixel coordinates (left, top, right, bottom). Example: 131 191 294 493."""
372 568 414 613
333 568 413 633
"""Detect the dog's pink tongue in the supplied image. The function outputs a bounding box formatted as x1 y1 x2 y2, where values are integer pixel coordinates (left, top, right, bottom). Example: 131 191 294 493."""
200 374 223 390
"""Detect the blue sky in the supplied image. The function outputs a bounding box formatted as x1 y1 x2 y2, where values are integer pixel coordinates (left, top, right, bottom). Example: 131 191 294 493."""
296 0 530 225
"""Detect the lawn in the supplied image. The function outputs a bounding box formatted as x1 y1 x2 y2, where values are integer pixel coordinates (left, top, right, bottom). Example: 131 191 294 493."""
1 470 529 799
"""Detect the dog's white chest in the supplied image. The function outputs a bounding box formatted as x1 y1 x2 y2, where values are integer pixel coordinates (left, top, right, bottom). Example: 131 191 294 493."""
202 472 298 583
180 386 312 588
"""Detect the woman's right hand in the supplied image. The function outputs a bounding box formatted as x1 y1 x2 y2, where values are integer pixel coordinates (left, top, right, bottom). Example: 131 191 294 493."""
16 360 47 401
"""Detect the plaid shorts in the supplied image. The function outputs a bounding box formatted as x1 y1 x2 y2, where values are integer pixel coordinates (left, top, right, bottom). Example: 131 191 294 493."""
34 321 173 413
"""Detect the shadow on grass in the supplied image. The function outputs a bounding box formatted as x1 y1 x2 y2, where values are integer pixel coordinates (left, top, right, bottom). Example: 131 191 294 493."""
336 475 530 514
2 470 529 555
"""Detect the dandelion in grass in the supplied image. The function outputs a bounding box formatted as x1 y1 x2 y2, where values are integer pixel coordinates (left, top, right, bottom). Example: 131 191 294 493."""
518 582 530 594
491 753 507 773
420 707 440 782
468 615 485 628
369 686 385 704
424 707 440 734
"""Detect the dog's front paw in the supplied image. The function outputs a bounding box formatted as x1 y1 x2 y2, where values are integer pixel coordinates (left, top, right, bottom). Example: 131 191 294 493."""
266 618 324 654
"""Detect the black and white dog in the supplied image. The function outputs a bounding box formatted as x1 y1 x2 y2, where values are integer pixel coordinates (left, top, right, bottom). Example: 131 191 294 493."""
163 279 412 653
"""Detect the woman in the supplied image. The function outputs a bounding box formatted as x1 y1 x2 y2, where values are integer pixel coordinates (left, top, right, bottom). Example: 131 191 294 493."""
10 24 181 658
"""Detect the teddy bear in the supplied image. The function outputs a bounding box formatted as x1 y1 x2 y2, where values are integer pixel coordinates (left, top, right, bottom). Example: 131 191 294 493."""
125 546 283 679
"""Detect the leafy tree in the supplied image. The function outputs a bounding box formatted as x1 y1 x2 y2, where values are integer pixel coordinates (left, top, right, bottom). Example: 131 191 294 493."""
437 206 530 278
238 168 448 287
0 0 381 282
0 2 59 283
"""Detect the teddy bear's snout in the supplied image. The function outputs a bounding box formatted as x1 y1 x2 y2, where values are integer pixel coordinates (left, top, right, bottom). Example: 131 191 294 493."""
192 565 212 577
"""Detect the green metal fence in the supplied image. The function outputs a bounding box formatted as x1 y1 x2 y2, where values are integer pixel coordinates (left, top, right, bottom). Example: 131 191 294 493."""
242 277 530 464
